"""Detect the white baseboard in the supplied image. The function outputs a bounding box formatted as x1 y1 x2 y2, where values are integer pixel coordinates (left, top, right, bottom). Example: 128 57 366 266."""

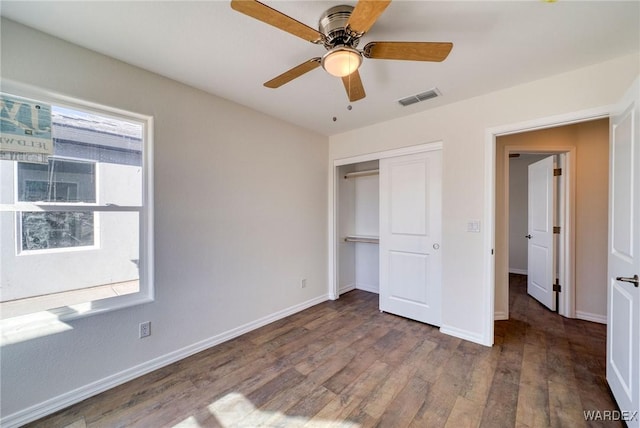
355 283 379 294
509 268 528 275
440 324 489 347
575 311 607 324
494 311 508 321
339 283 356 295
0 294 329 428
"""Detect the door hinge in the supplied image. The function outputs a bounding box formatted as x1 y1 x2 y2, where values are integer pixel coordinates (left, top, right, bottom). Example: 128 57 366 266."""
553 226 561 234
554 168 562 176
553 279 562 292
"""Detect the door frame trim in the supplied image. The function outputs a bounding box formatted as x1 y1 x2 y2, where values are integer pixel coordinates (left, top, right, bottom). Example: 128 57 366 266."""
483 106 611 346
328 141 443 300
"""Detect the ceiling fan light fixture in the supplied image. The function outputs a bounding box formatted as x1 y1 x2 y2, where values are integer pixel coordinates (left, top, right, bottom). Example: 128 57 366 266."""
321 46 362 77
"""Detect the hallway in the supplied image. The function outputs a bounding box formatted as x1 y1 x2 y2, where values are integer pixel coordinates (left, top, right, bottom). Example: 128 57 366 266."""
494 273 620 426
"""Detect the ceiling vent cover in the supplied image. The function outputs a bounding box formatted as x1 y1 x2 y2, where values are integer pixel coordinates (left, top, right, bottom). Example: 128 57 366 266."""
398 88 441 107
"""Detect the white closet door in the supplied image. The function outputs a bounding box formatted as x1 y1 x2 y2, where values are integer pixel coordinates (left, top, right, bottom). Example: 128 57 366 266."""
379 150 442 326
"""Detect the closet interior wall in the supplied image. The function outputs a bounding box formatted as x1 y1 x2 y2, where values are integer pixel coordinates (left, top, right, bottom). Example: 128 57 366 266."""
337 160 380 295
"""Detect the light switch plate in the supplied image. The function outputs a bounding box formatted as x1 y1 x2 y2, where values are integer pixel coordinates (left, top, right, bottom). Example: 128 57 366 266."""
467 220 481 233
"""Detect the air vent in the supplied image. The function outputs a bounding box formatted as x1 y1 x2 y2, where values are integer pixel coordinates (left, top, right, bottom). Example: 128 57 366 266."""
398 88 441 107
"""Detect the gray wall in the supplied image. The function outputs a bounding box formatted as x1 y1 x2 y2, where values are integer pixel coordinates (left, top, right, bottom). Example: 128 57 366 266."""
1 18 328 423
330 54 638 338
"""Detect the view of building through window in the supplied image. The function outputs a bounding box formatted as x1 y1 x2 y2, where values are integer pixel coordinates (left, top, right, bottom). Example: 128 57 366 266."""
0 95 150 319
19 159 96 250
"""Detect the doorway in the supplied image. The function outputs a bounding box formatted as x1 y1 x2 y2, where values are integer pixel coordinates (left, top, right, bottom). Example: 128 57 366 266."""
511 153 563 312
495 118 610 323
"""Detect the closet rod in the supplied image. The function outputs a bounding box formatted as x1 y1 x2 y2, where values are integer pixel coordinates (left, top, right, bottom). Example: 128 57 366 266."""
343 169 379 179
344 236 379 244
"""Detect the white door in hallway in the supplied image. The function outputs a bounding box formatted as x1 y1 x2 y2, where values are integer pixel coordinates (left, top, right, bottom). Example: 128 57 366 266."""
527 156 556 311
379 149 442 326
607 78 640 428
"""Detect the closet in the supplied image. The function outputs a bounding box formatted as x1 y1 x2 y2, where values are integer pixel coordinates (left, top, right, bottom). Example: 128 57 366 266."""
337 160 380 295
333 145 443 327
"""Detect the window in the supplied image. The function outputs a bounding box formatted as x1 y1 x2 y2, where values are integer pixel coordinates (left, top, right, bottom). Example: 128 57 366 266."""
19 159 96 251
0 88 153 321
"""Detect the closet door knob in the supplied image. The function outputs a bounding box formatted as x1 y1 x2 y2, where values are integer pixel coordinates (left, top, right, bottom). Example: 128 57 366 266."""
525 234 532 239
433 243 440 250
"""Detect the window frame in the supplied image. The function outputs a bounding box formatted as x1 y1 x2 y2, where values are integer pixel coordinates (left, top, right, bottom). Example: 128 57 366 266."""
0 80 154 321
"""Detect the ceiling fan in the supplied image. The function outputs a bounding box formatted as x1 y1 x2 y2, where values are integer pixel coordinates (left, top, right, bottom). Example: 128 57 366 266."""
230 0 453 102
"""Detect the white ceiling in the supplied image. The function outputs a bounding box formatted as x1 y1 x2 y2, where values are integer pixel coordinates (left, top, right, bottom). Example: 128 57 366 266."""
2 1 638 136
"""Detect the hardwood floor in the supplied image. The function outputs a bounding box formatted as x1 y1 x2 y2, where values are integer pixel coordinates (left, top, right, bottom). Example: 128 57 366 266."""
28 274 619 427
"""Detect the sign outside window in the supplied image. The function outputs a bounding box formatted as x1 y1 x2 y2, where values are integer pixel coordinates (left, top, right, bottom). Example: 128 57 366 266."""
0 93 53 164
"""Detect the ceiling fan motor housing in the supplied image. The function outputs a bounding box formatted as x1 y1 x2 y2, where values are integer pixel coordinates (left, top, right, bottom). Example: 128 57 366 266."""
319 5 360 50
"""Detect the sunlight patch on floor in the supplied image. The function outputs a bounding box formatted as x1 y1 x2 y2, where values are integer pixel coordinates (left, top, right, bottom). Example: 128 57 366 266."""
172 416 201 427
174 392 361 428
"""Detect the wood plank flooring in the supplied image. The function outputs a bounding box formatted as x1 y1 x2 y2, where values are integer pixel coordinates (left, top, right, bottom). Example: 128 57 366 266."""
27 274 620 427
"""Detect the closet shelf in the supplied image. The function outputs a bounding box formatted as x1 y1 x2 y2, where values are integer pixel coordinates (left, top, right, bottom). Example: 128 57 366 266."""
344 169 379 179
344 235 379 244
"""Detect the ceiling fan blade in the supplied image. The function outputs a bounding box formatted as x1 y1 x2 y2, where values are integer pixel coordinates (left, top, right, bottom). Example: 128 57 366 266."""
347 0 391 36
264 58 321 88
231 0 323 44
364 41 453 62
342 70 366 102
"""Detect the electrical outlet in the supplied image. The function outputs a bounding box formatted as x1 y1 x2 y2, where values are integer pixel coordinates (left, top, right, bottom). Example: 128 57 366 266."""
139 321 151 338
301 278 307 289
